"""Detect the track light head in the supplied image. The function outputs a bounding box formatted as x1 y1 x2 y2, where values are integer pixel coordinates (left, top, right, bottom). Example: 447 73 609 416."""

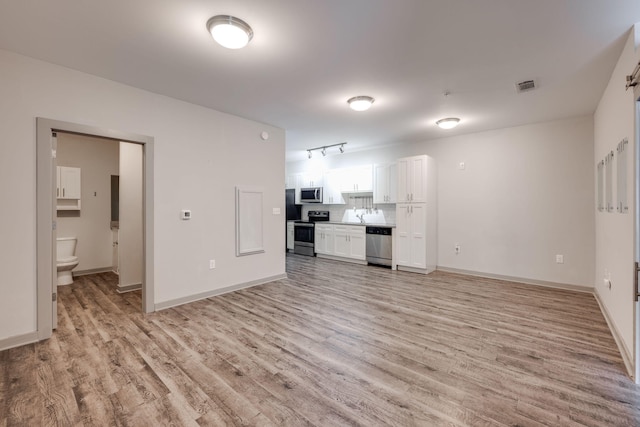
307 150 312 159
339 144 345 153
321 147 326 156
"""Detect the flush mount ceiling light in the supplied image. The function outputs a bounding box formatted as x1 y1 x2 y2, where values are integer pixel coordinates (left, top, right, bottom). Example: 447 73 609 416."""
306 143 347 159
436 117 461 130
206 15 253 49
347 96 375 112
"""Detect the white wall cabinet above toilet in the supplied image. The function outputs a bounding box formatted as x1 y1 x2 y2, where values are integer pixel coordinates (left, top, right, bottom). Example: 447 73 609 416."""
56 166 81 210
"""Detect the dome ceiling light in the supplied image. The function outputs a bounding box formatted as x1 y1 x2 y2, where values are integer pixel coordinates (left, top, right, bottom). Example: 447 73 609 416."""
436 117 460 129
207 15 253 49
347 96 375 112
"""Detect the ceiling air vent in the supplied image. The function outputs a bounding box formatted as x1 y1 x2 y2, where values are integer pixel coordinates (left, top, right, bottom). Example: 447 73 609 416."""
515 79 536 93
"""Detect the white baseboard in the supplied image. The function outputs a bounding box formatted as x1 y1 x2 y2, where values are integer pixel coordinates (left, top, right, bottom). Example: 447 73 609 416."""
316 254 367 265
73 267 115 277
436 266 593 293
117 283 142 293
0 331 39 352
593 290 634 378
155 273 287 311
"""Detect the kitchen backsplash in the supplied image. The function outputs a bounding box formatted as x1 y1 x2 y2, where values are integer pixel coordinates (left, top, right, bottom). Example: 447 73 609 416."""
302 201 396 225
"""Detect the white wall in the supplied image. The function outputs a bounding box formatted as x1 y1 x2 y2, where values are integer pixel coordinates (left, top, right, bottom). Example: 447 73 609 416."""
288 116 595 287
118 142 143 288
593 27 639 364
56 133 119 272
0 49 285 342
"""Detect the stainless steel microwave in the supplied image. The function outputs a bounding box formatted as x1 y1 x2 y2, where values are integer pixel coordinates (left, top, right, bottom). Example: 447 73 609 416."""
300 187 323 203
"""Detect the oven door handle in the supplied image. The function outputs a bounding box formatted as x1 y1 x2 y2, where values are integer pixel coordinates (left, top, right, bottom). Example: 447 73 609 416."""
315 188 319 200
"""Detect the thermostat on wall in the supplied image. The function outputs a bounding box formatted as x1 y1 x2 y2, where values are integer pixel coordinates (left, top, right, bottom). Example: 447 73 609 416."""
180 210 192 220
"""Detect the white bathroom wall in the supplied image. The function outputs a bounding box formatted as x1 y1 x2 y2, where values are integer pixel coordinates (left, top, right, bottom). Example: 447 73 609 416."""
56 133 119 272
0 49 285 344
288 115 595 287
593 26 639 368
118 142 143 289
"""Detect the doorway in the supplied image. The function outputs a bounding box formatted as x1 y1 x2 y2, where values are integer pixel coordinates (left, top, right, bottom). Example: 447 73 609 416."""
36 118 155 341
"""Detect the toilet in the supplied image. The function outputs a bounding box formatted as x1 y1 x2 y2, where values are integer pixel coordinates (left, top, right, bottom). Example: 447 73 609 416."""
57 237 79 286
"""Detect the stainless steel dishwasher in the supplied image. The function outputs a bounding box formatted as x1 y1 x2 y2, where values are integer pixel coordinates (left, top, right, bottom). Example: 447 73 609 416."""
366 226 393 267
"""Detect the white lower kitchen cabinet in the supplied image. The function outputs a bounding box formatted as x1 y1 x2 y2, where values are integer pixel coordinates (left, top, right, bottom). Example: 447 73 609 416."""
286 221 295 251
396 203 436 272
333 225 366 261
315 223 334 255
315 224 366 263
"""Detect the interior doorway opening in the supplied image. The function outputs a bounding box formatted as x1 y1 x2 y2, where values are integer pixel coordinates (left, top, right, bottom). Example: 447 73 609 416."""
36 118 155 341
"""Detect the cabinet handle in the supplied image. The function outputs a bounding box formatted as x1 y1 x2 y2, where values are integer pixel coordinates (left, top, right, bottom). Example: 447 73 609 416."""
63 188 65 197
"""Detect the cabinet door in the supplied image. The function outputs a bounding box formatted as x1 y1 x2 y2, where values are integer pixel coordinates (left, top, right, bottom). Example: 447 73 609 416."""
324 169 345 204
410 156 427 202
287 223 295 250
348 227 366 260
409 203 427 268
395 204 411 265
333 226 350 257
59 166 81 199
315 224 333 254
387 163 397 203
396 158 410 202
373 164 388 203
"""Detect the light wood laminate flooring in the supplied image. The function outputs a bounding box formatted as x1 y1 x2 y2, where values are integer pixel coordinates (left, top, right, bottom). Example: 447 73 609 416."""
2 254 640 426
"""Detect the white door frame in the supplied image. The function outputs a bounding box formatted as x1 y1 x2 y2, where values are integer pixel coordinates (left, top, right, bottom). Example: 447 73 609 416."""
635 95 640 383
36 118 155 340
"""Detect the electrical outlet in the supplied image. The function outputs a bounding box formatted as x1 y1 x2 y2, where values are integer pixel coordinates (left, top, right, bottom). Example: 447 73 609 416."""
555 254 564 264
209 259 216 269
604 278 612 289
454 244 460 254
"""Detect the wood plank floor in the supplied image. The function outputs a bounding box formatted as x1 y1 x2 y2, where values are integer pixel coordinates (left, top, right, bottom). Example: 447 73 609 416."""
2 254 640 426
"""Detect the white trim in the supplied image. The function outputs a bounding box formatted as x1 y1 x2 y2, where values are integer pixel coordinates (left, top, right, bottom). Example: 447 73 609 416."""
437 266 593 293
117 283 142 293
594 290 634 378
73 267 115 276
0 332 39 352
154 274 287 311
316 254 367 265
37 118 155 345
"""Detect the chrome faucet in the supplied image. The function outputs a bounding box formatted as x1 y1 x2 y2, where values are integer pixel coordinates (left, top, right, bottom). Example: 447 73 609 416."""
356 213 365 224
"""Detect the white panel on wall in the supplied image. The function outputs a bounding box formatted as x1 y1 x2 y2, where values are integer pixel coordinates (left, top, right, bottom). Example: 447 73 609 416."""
236 186 264 256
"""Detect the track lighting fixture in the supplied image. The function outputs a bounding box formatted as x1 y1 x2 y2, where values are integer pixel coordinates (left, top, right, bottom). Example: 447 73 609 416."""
306 142 347 159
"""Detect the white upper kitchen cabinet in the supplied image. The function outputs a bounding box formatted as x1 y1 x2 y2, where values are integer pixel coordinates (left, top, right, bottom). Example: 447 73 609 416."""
285 173 301 190
323 169 345 205
373 163 397 203
298 171 323 188
341 165 373 193
397 155 430 203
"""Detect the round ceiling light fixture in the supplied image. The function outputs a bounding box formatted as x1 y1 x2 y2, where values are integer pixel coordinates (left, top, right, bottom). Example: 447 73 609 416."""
436 117 460 129
207 15 253 49
347 96 375 112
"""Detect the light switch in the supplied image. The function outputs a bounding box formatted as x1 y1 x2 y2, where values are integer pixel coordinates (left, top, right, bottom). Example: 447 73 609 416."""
181 210 192 220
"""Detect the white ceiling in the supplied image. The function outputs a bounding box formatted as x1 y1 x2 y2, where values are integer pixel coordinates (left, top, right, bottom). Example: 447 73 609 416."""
1 1 639 161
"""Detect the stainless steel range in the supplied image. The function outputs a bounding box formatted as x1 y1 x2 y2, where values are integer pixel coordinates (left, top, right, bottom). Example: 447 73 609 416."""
293 210 329 256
